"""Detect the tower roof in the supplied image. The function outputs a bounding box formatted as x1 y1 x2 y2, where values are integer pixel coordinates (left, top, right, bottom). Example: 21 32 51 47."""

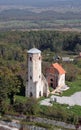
28 48 41 54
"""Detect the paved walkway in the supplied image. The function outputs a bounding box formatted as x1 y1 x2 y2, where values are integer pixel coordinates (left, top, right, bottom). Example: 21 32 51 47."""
40 92 81 106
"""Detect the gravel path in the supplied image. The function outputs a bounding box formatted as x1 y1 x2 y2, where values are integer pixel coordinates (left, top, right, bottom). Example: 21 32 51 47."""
40 91 81 106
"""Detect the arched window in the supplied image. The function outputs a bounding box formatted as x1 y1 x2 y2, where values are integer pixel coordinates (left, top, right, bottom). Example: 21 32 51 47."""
30 92 33 97
50 79 53 82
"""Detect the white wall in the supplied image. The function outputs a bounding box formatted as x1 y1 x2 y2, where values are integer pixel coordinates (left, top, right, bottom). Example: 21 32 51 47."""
58 74 65 87
26 52 43 98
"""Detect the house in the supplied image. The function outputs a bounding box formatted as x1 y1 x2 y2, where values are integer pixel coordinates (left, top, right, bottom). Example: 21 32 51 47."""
46 63 66 90
62 57 74 62
26 48 49 98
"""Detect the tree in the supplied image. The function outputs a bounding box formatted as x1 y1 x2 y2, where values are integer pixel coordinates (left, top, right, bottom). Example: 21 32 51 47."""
75 44 81 52
13 98 40 115
0 67 21 105
7 75 21 105
24 98 40 115
63 63 78 82
0 69 8 113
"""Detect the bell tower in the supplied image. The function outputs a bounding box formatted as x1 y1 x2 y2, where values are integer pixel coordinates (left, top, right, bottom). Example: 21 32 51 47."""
26 48 43 98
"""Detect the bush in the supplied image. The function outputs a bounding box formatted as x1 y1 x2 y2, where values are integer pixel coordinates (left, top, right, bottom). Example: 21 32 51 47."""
14 98 40 115
64 63 78 82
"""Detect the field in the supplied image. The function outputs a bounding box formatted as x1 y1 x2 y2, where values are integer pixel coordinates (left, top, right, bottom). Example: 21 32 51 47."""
0 5 81 31
0 19 81 31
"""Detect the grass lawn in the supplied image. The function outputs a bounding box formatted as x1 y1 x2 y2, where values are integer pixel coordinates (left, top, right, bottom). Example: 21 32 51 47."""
62 79 81 96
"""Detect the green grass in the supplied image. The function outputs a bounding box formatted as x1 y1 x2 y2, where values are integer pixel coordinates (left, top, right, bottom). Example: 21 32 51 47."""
54 103 81 116
0 19 81 30
49 87 54 92
70 105 81 116
63 79 81 96
15 95 27 103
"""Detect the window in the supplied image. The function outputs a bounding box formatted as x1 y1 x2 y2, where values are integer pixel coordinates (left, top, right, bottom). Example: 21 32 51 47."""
39 57 41 60
30 76 32 80
50 83 53 88
39 91 41 96
30 92 33 97
50 79 53 82
30 57 32 61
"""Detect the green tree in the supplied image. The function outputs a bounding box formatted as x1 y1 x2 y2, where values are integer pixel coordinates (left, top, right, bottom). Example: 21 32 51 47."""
0 69 8 113
0 67 21 105
64 63 78 82
75 43 81 52
7 75 21 105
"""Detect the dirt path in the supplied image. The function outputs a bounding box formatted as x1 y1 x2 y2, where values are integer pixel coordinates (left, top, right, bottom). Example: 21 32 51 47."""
40 91 81 106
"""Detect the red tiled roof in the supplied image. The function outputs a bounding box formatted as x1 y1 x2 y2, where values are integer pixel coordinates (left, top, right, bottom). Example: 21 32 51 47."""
52 63 66 74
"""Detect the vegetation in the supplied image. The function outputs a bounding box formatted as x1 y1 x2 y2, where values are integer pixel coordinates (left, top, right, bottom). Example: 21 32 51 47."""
0 3 81 31
0 30 81 128
20 121 72 130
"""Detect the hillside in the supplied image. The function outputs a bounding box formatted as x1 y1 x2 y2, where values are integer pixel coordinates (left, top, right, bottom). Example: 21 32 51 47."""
0 30 81 122
0 0 81 30
0 8 81 31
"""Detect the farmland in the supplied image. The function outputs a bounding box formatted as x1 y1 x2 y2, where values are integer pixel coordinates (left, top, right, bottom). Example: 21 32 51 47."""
0 4 81 31
0 19 81 31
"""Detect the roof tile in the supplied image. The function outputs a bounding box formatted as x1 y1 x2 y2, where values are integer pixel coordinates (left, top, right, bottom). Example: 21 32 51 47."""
52 63 66 74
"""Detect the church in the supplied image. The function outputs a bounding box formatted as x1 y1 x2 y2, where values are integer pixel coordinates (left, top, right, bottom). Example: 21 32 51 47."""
26 48 49 98
46 63 66 90
26 48 66 98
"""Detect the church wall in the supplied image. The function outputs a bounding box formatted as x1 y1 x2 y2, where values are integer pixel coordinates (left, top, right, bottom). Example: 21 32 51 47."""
58 74 65 87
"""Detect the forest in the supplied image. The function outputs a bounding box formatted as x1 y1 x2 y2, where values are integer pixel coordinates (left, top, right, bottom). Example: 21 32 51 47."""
0 30 81 127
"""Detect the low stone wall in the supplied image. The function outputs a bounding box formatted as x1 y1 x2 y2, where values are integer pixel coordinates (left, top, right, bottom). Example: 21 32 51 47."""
30 117 75 129
4 115 76 129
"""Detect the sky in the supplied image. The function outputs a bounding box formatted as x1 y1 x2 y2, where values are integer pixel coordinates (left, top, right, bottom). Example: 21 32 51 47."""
0 0 72 5
0 0 80 7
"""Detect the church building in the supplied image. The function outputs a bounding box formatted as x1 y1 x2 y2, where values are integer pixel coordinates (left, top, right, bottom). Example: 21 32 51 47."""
46 63 66 90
